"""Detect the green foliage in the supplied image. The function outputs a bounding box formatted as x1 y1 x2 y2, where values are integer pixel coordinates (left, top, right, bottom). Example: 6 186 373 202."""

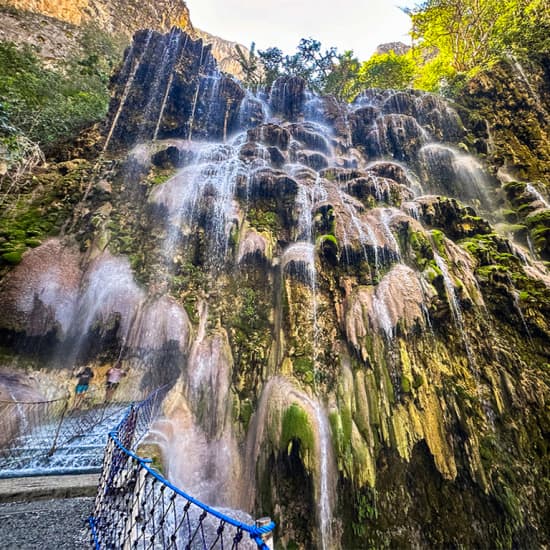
256 38 339 94
323 51 361 101
352 488 378 538
293 356 314 385
358 51 416 90
247 208 279 232
406 0 550 91
235 42 262 90
0 25 124 149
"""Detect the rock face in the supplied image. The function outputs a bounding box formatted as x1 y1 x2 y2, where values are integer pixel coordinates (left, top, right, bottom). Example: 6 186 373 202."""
1 29 549 550
454 55 550 260
3 0 192 37
194 29 247 79
103 29 247 150
456 55 550 182
375 41 410 56
1 0 247 79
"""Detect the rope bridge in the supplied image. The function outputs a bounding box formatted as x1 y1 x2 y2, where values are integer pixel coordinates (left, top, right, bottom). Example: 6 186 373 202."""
0 383 148 476
90 390 275 549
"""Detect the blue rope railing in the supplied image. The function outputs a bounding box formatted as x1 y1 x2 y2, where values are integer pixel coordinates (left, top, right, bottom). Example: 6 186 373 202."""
89 387 275 549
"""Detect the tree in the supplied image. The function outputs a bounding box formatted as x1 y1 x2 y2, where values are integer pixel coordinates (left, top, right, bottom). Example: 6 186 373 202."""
257 39 339 94
324 51 361 101
358 51 416 90
234 42 261 90
256 47 283 89
406 0 550 86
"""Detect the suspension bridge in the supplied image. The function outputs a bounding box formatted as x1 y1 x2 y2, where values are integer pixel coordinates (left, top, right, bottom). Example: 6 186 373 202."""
1 387 275 549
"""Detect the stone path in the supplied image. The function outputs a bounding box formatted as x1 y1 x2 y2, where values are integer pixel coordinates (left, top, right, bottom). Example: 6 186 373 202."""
0 497 93 549
0 475 98 549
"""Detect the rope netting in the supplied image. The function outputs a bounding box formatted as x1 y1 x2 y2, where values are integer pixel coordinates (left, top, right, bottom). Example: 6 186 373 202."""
90 391 275 549
0 381 151 474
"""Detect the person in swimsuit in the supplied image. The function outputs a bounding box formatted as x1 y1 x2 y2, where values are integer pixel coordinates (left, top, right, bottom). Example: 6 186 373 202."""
105 362 126 402
74 366 94 408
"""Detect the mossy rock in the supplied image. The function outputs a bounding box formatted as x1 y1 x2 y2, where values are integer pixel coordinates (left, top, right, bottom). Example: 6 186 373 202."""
1 250 23 264
281 404 315 461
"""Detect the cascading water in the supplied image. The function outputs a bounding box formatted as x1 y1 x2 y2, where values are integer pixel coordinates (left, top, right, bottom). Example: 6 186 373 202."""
151 138 248 269
419 143 493 209
103 31 152 153
526 183 550 208
432 250 478 376
3 27 550 549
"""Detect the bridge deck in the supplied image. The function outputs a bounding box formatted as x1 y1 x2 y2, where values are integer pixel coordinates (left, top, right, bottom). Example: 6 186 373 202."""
0 473 98 503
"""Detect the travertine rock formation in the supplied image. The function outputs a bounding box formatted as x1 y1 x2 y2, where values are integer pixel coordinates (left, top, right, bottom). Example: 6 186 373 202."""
0 28 549 550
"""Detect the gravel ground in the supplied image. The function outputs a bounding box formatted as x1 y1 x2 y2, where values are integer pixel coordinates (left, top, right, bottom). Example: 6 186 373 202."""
0 497 93 549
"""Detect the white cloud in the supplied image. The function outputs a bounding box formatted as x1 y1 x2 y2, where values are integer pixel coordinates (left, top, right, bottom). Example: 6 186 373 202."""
186 0 416 59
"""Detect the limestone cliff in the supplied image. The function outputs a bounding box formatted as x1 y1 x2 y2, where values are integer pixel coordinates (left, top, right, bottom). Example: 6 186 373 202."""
1 0 193 36
0 0 246 78
194 29 246 79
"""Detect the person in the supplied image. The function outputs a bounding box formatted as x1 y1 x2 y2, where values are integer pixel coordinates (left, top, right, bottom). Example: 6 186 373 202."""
105 362 126 402
74 366 94 408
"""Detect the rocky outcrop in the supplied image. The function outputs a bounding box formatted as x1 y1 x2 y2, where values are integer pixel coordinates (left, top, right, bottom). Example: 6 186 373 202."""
102 29 247 150
0 7 81 65
2 0 192 38
194 29 246 80
0 0 248 79
375 41 410 56
455 54 550 182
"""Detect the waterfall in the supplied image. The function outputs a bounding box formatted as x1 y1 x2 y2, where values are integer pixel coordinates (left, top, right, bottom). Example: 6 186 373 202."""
5 27 550 549
526 183 550 208
419 143 492 210
139 29 182 141
507 54 549 120
103 31 152 153
151 136 248 270
433 251 476 370
301 396 335 550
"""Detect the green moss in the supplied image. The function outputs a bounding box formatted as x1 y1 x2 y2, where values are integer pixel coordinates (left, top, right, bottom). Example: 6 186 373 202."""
24 237 42 247
0 163 88 265
518 290 530 301
401 376 411 393
424 261 443 282
293 356 315 385
430 229 446 254
502 181 526 195
147 169 174 186
526 210 550 227
1 250 23 264
412 374 424 389
352 488 378 538
317 233 338 247
281 404 315 458
501 209 518 223
341 405 353 443
329 411 344 454
247 208 279 232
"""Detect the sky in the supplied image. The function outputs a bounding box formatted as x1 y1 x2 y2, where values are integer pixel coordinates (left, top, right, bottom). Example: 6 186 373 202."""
185 0 418 60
